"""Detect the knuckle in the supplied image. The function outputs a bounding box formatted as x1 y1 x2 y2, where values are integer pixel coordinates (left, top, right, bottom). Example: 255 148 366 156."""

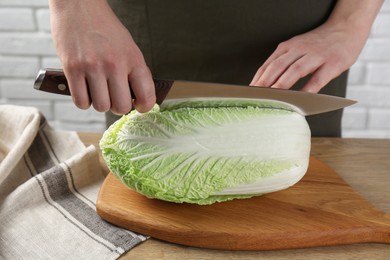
276 41 289 52
143 93 157 106
111 102 132 115
92 100 110 113
308 76 323 89
128 65 152 82
329 57 347 72
73 96 91 110
104 53 121 71
135 95 156 113
66 55 98 71
63 58 82 73
294 43 307 54
325 56 339 66
84 56 101 71
130 52 147 68
268 58 286 71
145 94 157 107
273 74 296 89
290 62 303 72
63 50 125 74
257 79 271 87
273 81 287 89
276 42 285 51
290 63 309 79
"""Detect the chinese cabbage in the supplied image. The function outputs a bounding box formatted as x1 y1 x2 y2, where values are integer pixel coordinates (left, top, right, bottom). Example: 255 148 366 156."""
100 98 311 205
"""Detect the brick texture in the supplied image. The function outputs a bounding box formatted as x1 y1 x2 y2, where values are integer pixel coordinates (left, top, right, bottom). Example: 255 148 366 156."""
0 8 35 31
0 56 39 77
367 63 390 85
36 8 51 32
0 33 56 55
0 2 389 137
0 0 48 7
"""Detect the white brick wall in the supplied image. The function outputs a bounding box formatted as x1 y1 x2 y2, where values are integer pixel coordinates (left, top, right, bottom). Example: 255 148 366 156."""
0 1 389 137
0 0 106 132
343 1 390 138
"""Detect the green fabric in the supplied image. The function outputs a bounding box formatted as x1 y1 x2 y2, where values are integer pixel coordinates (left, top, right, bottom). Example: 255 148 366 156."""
106 0 346 137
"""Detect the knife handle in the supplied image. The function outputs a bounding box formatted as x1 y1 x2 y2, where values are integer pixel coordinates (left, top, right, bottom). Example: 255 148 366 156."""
34 68 174 105
34 69 72 95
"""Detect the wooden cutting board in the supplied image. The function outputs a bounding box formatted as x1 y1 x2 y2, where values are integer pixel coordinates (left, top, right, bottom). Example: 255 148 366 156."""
96 156 390 250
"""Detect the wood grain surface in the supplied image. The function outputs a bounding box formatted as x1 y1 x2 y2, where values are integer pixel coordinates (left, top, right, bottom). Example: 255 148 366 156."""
96 157 390 250
79 134 390 258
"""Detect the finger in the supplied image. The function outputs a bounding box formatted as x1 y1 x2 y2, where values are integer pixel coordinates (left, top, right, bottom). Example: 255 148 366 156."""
250 47 287 86
86 72 111 112
271 54 323 89
251 51 304 87
107 70 132 115
129 66 156 113
300 64 340 93
65 70 91 109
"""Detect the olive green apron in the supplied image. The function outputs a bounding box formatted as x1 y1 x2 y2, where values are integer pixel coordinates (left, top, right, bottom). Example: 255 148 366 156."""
106 0 346 137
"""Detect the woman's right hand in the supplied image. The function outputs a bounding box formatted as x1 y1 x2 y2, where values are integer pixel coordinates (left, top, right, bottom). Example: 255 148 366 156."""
49 0 156 114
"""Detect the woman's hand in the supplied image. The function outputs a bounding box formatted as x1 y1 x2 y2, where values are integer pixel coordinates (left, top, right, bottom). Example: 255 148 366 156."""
250 0 384 93
49 0 156 114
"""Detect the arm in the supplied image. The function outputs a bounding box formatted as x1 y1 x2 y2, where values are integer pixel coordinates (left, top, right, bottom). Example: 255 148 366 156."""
48 0 156 114
250 0 384 93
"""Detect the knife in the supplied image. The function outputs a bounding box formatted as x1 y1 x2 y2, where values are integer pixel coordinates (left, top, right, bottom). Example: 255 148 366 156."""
33 68 356 116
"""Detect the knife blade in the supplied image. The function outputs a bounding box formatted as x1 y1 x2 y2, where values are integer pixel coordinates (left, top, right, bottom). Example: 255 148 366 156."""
34 68 356 116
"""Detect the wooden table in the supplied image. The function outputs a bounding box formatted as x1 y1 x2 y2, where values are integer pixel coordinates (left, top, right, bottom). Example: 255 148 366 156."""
79 133 390 259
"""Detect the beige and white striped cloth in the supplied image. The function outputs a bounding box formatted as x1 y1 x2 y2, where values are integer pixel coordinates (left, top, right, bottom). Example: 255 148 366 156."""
0 105 147 260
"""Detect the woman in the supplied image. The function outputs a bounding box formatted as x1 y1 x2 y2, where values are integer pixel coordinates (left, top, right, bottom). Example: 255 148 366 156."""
48 0 383 136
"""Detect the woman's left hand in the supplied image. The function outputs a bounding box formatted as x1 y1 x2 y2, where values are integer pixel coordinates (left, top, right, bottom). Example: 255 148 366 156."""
250 0 383 93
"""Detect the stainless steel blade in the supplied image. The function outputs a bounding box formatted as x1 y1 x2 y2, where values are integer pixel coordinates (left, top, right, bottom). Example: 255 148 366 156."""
165 80 356 116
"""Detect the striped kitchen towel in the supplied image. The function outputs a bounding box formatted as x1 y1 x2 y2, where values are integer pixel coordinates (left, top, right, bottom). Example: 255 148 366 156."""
0 105 148 260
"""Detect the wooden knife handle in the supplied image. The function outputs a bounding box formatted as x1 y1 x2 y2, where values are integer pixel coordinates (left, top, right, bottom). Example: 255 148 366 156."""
34 69 71 95
34 68 174 105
